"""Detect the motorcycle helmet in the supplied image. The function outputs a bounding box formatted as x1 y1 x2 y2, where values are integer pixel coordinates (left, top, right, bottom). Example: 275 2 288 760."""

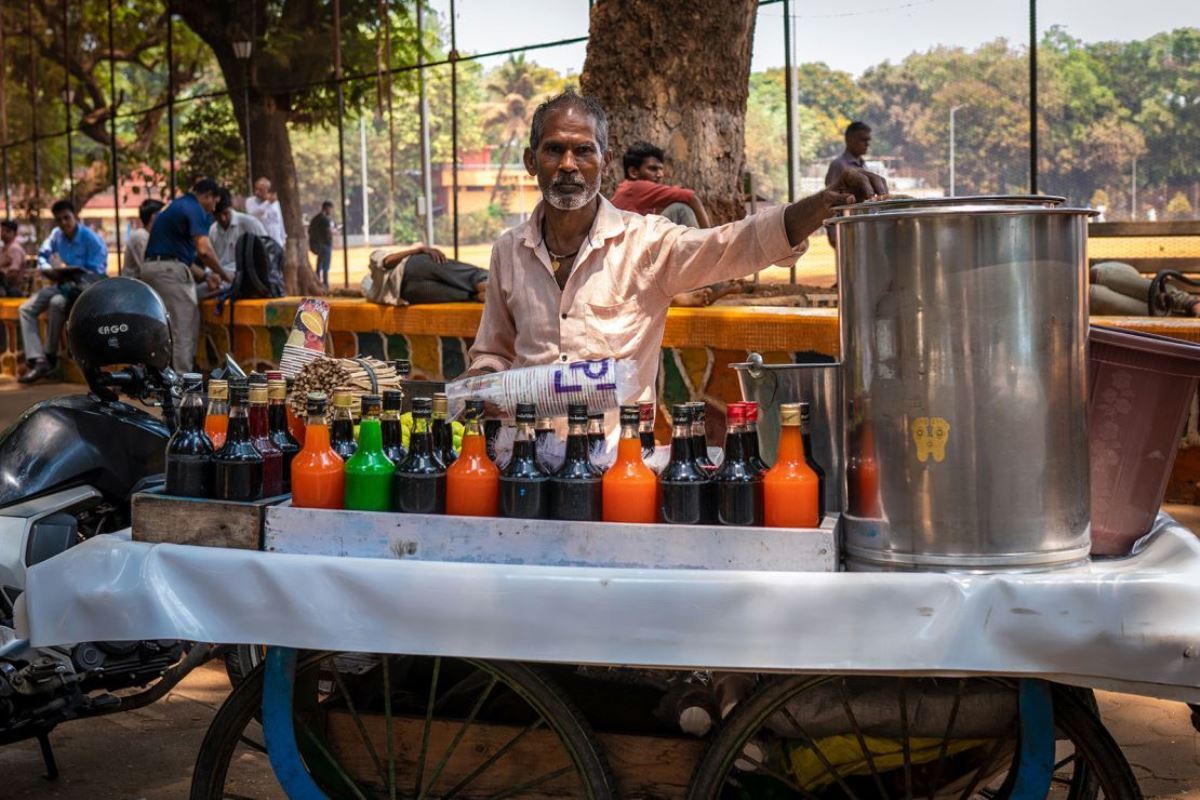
68 277 173 398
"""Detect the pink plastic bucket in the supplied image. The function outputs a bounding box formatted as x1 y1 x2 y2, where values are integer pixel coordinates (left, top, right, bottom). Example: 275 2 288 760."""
1089 325 1200 555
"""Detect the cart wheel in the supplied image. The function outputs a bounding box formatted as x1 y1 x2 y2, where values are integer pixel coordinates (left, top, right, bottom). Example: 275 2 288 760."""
224 643 267 687
190 650 617 799
687 676 1141 800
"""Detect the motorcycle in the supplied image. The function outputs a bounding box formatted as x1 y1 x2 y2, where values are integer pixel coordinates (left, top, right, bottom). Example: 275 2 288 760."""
0 278 214 777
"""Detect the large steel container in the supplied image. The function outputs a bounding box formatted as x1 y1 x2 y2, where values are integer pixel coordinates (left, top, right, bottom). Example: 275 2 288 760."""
732 354 842 515
834 195 1064 216
829 204 1095 571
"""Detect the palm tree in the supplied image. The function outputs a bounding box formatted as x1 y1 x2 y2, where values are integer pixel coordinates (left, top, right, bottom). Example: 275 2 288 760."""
481 55 546 205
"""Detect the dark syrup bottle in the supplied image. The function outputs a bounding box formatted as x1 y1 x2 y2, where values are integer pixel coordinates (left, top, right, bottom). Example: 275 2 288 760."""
714 403 763 526
660 404 713 524
549 403 602 521
500 402 550 519
393 397 447 514
165 372 214 498
212 382 264 501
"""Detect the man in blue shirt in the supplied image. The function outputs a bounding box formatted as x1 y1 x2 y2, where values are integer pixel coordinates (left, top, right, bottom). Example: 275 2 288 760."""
19 199 108 383
142 178 231 372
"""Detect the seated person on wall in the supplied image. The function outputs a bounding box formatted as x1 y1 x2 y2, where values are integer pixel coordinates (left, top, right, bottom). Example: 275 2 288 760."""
123 199 165 280
1090 261 1200 316
204 188 267 300
0 219 27 297
463 89 883 408
19 200 109 384
365 244 489 306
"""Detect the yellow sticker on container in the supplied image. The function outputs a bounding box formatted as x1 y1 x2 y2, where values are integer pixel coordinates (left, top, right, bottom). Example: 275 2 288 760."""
913 417 951 463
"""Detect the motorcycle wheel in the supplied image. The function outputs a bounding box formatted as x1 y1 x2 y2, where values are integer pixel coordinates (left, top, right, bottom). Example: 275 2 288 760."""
223 643 267 687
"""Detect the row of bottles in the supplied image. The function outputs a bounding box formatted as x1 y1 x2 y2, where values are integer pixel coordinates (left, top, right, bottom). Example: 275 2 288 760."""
169 379 825 529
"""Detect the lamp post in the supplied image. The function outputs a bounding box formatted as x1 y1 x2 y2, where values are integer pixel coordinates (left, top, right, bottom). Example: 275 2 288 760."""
949 104 965 197
232 34 253 195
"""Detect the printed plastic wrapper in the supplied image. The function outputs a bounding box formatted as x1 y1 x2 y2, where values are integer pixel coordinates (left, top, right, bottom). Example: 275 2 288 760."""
279 297 331 377
446 359 638 419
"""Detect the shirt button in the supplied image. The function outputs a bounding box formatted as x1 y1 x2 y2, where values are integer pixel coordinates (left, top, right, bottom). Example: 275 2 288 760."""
560 354 568 361
561 313 568 320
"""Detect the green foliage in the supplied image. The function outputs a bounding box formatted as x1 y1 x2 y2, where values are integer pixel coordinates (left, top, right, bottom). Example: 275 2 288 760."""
1167 191 1194 220
177 96 246 193
434 204 506 246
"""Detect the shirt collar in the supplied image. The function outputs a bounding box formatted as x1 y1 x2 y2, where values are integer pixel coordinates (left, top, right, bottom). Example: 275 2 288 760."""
518 194 627 252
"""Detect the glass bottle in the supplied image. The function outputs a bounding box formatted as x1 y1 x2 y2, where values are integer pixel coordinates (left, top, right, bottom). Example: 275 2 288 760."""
845 399 880 519
273 373 305 447
165 372 214 498
713 403 763 526
550 403 602 521
344 394 395 512
205 378 229 449
763 402 820 528
446 400 500 517
799 401 827 519
249 384 283 497
393 398 447 514
689 402 716 473
291 392 344 509
534 415 557 472
381 389 407 465
638 402 657 461
660 404 713 525
602 405 658 523
213 383 263 501
500 402 550 519
587 411 607 471
394 359 412 380
740 401 770 476
330 389 357 461
432 392 457 467
268 378 301 492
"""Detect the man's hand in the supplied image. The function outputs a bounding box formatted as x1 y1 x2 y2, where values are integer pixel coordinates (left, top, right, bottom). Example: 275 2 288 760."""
423 246 448 264
823 167 889 207
205 272 222 292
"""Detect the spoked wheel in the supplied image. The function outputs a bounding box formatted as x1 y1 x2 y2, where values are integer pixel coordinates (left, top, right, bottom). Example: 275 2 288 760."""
687 676 1141 800
191 650 617 799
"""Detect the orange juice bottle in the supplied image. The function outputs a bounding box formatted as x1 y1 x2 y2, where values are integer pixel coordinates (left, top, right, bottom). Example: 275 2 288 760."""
602 405 658 523
290 392 345 509
446 400 500 517
205 379 229 449
845 399 880 518
763 402 820 528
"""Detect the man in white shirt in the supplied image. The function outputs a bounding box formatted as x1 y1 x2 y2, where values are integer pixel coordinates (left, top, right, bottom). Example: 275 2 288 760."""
205 188 267 296
123 199 164 280
244 176 286 248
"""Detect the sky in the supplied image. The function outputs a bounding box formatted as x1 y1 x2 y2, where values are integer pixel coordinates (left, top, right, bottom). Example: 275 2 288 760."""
435 0 1199 78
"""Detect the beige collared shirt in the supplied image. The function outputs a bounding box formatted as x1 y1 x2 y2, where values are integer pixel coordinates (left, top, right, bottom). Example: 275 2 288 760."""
467 196 808 402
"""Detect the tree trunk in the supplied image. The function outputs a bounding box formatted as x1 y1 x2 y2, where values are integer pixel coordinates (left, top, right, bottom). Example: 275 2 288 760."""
580 0 758 225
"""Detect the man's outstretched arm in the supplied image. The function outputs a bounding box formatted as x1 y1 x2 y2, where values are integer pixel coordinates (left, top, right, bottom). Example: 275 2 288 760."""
783 167 887 247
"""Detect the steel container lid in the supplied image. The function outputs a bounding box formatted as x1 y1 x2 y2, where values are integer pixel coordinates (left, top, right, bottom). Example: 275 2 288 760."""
825 203 1096 227
831 194 1065 217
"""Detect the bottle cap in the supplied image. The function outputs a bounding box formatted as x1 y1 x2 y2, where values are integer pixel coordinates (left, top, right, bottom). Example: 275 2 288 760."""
267 379 287 400
515 402 536 423
690 401 706 421
306 392 328 416
394 359 412 376
432 393 448 416
726 403 746 426
208 379 228 400
333 389 354 409
638 402 655 424
266 370 283 381
411 397 432 417
182 371 202 382
588 409 604 420
567 403 588 424
361 394 382 415
249 385 269 404
464 399 485 419
744 401 759 423
536 416 554 430
672 404 692 425
350 394 363 415
382 390 403 411
229 384 249 405
619 405 640 426
248 372 268 385
779 402 802 426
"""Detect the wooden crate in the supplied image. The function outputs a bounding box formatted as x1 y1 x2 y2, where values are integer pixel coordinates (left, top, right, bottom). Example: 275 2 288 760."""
265 504 839 572
131 489 287 549
323 709 703 799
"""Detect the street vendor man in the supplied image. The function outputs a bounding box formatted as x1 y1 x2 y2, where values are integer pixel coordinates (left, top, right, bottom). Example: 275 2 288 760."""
465 89 885 404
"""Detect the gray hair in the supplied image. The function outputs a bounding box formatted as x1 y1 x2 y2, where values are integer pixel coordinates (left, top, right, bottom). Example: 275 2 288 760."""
528 88 610 153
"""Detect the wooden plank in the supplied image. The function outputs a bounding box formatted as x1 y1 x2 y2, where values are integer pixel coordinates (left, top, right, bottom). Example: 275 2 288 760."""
265 505 839 572
1090 221 1200 237
131 490 285 549
324 710 702 799
1088 256 1200 274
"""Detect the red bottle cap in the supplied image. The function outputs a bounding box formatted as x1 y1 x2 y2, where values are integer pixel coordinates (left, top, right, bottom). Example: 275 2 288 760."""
743 402 759 423
726 403 747 426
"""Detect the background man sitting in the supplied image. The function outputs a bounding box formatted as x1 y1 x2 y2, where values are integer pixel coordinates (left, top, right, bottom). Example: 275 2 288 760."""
610 141 711 227
0 219 27 297
206 188 266 298
20 199 108 383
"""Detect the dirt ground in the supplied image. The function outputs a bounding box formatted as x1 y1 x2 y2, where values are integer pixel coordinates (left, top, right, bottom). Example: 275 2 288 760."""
0 380 1196 798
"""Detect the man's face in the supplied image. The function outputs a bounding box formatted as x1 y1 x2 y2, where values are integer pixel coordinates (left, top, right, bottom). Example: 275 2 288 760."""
524 106 609 212
54 210 78 238
216 207 232 228
322 205 333 217
847 130 871 158
0 227 14 245
198 192 219 214
629 156 665 183
254 179 270 200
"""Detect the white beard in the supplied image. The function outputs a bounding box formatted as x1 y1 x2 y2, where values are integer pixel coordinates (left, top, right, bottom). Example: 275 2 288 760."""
541 175 601 211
